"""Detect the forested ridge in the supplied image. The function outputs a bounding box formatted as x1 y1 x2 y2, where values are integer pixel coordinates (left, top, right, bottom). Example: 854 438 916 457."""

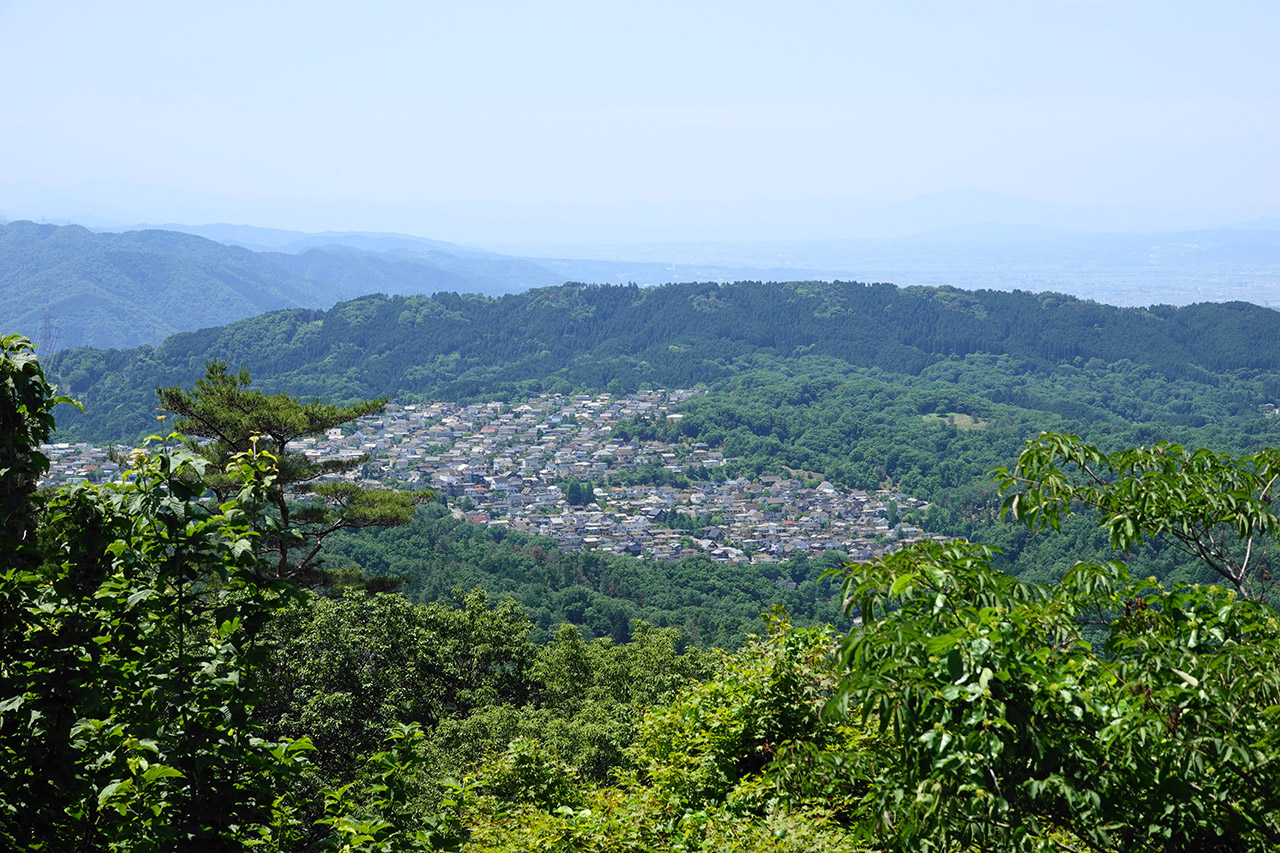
48 279 1280 440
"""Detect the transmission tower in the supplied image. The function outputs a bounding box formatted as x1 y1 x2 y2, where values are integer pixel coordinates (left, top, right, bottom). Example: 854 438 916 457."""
36 307 58 354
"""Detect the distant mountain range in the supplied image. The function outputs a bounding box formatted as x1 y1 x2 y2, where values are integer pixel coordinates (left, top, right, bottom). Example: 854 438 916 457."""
3 211 1277 351
7 181 1279 241
0 221 318 351
507 225 1280 310
0 221 846 350
0 221 570 350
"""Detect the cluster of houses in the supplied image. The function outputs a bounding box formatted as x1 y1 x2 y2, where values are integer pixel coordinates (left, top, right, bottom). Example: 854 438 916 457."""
39 388 946 564
295 389 940 564
39 441 121 484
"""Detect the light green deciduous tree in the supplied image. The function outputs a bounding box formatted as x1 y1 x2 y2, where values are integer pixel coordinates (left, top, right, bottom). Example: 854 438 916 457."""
995 433 1280 601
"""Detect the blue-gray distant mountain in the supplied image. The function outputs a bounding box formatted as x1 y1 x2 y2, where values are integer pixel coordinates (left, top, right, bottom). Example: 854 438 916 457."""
105 221 504 257
259 245 565 299
122 223 573 296
0 221 568 350
0 221 324 351
117 222 847 290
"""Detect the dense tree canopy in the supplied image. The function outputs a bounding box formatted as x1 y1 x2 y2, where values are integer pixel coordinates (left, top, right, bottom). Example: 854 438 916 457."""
833 540 1280 851
8 329 1280 850
997 433 1280 602
46 281 1280 442
1 336 309 848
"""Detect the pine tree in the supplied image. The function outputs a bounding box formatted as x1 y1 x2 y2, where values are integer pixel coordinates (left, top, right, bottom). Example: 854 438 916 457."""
157 360 430 585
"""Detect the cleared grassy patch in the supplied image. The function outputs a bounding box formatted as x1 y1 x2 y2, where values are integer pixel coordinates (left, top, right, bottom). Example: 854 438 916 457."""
922 412 988 430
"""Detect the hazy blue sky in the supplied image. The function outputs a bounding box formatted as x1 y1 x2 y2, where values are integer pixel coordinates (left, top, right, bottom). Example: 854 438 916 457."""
1 1 1277 238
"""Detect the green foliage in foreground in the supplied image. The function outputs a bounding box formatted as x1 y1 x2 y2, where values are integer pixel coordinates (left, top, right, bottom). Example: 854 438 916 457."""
2 337 309 848
256 539 1280 851
834 541 1280 851
453 621 875 853
8 335 1280 850
443 536 1280 852
997 433 1280 602
252 588 720 844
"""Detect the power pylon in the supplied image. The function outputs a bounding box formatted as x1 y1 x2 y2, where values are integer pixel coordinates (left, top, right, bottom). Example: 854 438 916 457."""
36 307 58 354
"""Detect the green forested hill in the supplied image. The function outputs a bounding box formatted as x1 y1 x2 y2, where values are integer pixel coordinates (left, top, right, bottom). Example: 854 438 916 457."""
0 221 337 350
47 279 1280 440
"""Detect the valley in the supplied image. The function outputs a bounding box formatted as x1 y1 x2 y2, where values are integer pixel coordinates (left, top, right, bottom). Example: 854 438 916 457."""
10 2 1280 846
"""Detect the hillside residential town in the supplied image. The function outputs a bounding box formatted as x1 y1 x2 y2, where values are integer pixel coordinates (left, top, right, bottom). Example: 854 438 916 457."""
40 389 945 564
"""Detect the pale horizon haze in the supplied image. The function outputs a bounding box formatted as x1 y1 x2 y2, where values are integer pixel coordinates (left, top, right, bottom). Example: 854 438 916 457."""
2 0 1277 244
